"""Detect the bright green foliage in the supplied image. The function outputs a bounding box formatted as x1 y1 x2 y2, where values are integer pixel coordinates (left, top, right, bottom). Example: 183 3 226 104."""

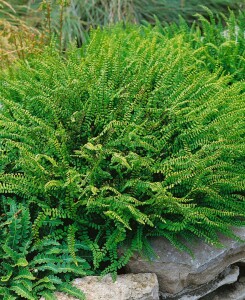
0 198 88 299
159 8 245 82
0 23 244 297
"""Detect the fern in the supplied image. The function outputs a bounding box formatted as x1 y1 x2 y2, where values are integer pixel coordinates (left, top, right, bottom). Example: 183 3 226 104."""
10 284 35 300
159 9 245 82
0 22 244 297
58 282 85 300
0 198 92 298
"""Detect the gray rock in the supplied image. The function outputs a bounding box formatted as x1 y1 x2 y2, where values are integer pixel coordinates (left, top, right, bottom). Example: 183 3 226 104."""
201 270 245 300
125 227 245 295
161 265 239 300
41 273 159 300
239 276 245 283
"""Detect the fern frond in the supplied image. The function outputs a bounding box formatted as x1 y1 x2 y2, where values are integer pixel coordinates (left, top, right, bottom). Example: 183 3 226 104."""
58 282 85 300
10 283 36 300
67 224 78 266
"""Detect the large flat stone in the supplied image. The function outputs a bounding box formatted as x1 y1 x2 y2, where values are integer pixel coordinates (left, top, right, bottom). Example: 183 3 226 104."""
41 273 159 300
125 227 245 295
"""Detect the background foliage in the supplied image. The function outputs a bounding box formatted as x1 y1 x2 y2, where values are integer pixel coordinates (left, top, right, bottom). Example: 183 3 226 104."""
159 8 245 82
0 0 43 68
1 0 244 47
32 0 245 46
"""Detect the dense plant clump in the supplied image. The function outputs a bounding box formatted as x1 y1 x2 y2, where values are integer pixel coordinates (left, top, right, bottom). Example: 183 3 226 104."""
0 23 244 298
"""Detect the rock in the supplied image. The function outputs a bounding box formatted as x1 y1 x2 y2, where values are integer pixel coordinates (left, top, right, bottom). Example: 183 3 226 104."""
201 269 245 300
161 265 239 300
41 273 159 300
124 227 245 296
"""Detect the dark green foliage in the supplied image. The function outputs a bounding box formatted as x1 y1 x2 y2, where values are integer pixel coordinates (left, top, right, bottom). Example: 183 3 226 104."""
0 198 88 298
0 23 244 297
2 0 244 47
40 0 243 46
161 0 244 23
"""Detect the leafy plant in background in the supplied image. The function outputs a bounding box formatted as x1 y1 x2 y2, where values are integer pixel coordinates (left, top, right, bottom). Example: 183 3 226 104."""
35 0 245 46
0 24 244 299
0 0 44 68
159 7 245 82
2 0 244 47
162 0 244 23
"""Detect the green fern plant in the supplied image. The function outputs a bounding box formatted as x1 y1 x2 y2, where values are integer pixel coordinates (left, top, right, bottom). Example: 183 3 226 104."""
0 23 244 289
159 8 245 82
0 197 89 299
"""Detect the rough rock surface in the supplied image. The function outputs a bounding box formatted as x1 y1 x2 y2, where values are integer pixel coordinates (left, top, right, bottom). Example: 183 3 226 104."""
41 273 159 300
161 265 239 300
125 227 245 296
201 264 245 300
